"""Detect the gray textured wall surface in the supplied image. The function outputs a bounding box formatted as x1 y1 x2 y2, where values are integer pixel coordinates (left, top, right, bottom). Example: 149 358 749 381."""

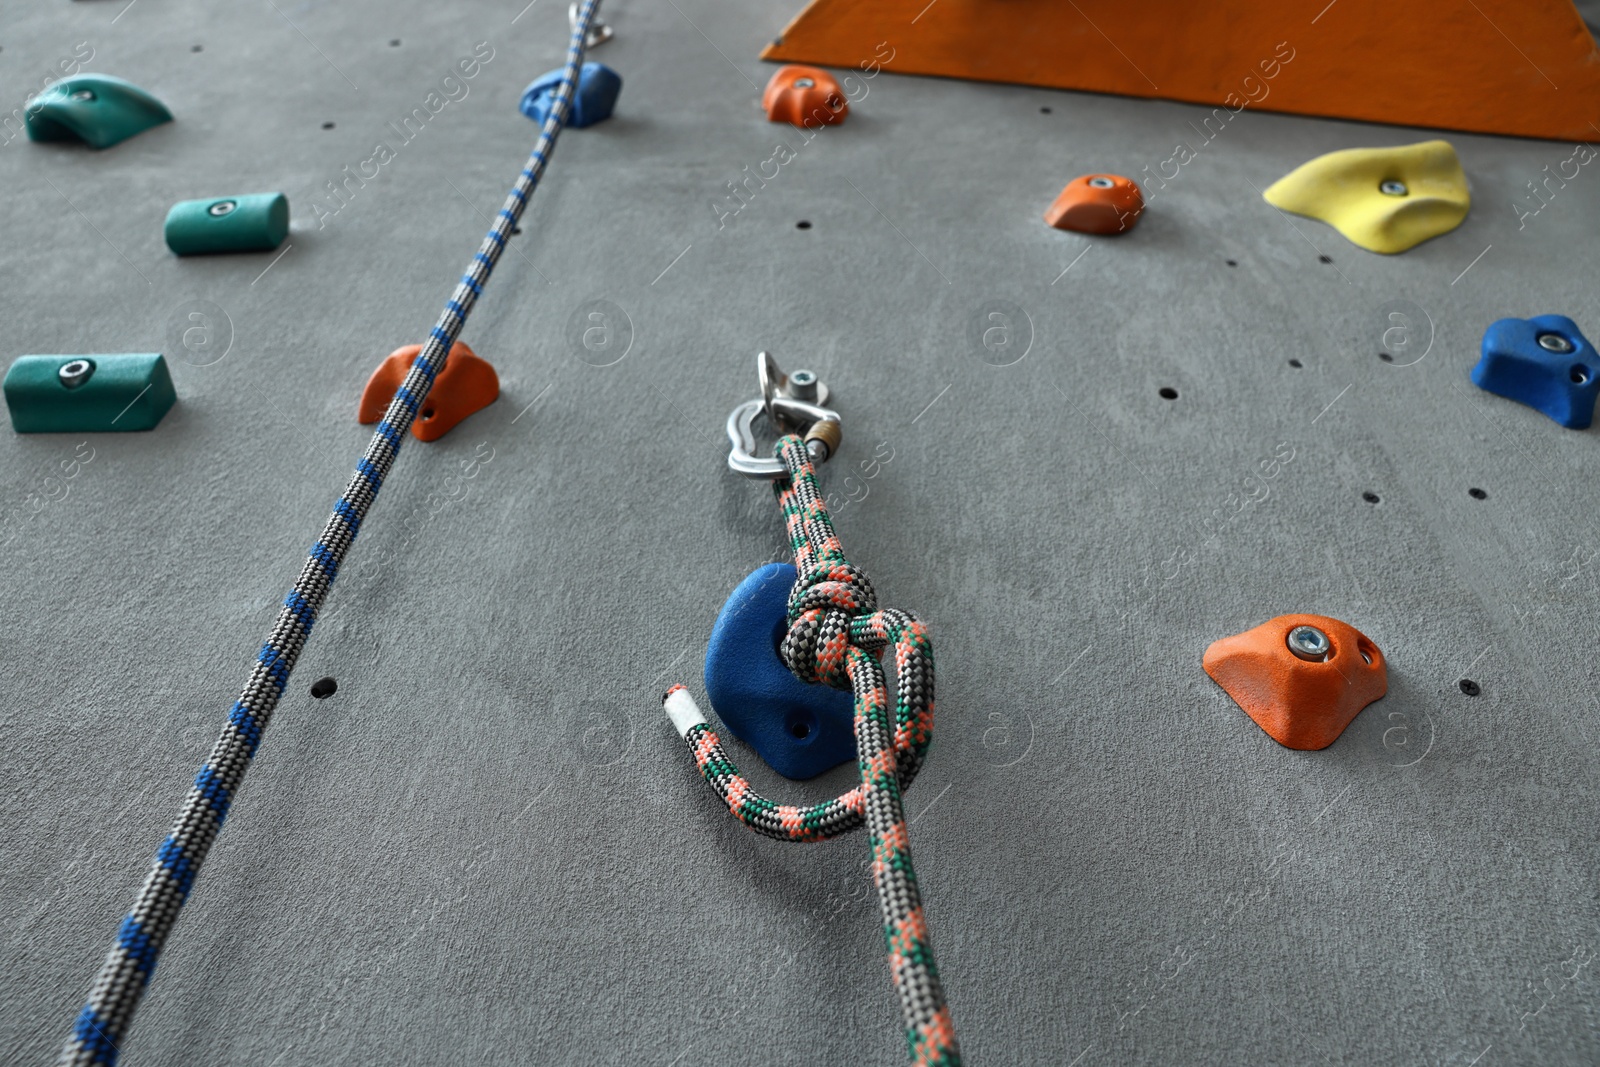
3 1 1599 1065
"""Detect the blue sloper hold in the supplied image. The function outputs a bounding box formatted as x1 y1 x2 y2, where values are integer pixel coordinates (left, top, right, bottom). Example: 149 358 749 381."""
1471 314 1599 429
519 62 621 129
25 74 172 149
704 563 858 781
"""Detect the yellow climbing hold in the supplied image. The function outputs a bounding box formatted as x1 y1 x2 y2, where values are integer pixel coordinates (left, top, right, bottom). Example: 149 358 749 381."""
1262 140 1470 254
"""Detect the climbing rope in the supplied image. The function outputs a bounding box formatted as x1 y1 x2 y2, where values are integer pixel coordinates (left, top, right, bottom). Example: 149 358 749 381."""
664 434 960 1067
57 3 604 1063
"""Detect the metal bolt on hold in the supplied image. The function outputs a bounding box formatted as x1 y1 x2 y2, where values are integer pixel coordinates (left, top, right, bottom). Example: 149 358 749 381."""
794 77 815 88
69 89 95 102
1088 176 1115 188
1538 333 1575 354
1379 179 1409 196
58 359 94 388
788 369 819 401
1287 624 1331 661
207 200 237 217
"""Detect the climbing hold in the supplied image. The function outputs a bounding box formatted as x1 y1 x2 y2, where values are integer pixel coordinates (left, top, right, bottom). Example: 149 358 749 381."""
4 354 176 433
762 64 848 126
520 62 621 129
1471 315 1598 430
24 74 172 150
164 193 289 256
1262 140 1469 254
703 562 857 780
358 341 498 442
1044 174 1143 235
1203 614 1387 751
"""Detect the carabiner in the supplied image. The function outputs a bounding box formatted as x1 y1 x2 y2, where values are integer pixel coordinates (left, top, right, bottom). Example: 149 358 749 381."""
727 352 841 479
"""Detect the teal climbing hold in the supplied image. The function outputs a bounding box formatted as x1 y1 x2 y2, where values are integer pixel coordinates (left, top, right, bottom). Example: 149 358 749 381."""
3 354 176 433
24 74 172 149
165 193 289 256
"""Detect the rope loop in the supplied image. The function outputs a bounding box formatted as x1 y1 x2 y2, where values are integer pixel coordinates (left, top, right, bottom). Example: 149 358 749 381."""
670 429 960 1066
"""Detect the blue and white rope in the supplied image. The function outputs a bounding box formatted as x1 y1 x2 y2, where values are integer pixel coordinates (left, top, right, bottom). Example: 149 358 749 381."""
58 3 603 1062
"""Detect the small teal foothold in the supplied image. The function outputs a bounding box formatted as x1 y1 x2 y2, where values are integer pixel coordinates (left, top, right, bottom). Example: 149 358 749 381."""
1471 314 1598 430
25 74 173 149
704 563 857 780
165 193 289 256
4 354 176 433
519 63 621 129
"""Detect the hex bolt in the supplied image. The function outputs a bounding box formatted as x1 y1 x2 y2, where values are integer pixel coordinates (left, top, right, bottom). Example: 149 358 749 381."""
1379 179 1409 196
58 359 94 389
1088 177 1115 188
1287 625 1331 662
1538 333 1575 354
69 89 96 103
794 77 815 88
208 200 237 217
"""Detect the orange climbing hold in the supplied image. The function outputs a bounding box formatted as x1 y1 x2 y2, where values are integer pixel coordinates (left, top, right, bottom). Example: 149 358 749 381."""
765 0 1600 142
1203 614 1387 751
762 64 848 126
1044 174 1143 235
358 342 498 443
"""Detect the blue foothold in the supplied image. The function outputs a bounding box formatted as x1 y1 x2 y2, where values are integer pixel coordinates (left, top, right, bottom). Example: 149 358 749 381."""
703 563 857 781
1471 314 1598 430
519 62 621 129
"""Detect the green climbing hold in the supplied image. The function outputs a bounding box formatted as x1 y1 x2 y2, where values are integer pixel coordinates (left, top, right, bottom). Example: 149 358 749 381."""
165 193 289 256
24 74 173 150
3 354 177 433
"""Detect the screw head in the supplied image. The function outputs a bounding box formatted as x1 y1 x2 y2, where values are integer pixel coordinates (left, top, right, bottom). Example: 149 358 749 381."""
1538 333 1575 354
69 88 96 102
59 359 94 388
1088 176 1115 189
1287 625 1331 661
1379 179 1408 197
793 77 815 88
208 200 237 217
787 369 820 401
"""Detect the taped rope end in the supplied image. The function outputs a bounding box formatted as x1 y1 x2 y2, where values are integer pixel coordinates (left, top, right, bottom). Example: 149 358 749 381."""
662 685 707 738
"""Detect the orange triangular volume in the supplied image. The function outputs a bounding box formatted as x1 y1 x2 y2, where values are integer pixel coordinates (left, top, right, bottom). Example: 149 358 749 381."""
358 342 499 442
763 0 1600 141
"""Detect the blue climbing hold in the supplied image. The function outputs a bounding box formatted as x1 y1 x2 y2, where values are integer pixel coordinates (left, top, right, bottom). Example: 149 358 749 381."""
25 74 172 150
519 62 621 129
1471 315 1598 430
704 563 857 781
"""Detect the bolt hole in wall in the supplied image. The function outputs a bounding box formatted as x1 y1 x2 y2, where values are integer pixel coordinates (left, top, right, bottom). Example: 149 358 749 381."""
1288 358 1303 368
796 220 812 229
309 677 338 699
1379 352 1394 362
1318 254 1333 264
190 45 202 53
1459 679 1482 696
390 39 402 47
1468 487 1488 500
322 121 335 130
1040 106 1052 114
1362 491 1380 504
1158 386 1179 400
1226 259 1238 267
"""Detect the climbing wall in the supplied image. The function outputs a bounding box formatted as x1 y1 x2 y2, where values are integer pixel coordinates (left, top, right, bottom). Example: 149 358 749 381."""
3 1 1598 1065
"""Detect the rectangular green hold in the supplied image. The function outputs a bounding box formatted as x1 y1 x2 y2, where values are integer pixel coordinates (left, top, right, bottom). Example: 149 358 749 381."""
3 354 177 433
165 193 290 256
